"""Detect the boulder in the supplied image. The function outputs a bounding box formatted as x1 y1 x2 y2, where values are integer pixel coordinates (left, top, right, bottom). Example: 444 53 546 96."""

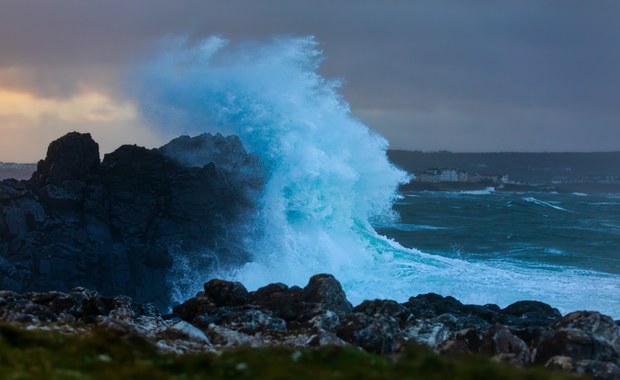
404 293 465 317
203 279 249 307
31 131 100 187
302 274 353 316
480 324 531 366
172 292 217 323
353 299 410 322
533 311 620 368
220 308 287 334
499 300 561 328
334 312 402 354
251 283 304 321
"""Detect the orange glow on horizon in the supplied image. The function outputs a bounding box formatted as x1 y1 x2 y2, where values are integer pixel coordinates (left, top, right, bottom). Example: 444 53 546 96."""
0 89 137 123
0 88 166 162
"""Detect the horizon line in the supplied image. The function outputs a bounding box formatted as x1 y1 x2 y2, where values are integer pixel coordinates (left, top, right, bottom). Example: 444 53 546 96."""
388 149 620 154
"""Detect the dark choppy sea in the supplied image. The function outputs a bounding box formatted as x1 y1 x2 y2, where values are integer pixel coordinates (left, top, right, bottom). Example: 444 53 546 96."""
380 190 620 275
372 189 620 317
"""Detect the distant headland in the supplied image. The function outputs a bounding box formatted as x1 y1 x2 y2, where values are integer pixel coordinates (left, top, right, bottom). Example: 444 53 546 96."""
388 150 620 193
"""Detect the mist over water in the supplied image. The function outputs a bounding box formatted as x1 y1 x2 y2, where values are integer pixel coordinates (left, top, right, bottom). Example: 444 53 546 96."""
132 36 620 317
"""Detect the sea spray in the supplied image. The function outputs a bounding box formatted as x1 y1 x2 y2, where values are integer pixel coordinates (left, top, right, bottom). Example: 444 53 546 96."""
131 36 620 317
131 36 410 298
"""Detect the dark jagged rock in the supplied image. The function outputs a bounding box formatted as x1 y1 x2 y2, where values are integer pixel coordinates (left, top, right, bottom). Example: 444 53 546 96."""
499 300 562 328
552 311 620 353
0 132 257 309
533 311 620 366
0 274 618 378
172 292 217 324
479 324 531 366
158 133 263 207
251 283 304 321
535 328 618 377
572 360 620 380
31 131 100 187
220 308 287 334
405 293 465 317
439 328 483 355
302 274 353 316
167 274 620 375
203 279 249 307
335 312 403 354
247 275 353 326
353 299 409 321
158 133 262 174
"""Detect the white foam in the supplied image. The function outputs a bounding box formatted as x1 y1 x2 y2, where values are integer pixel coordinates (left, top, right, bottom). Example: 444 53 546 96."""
454 187 496 195
389 223 450 232
523 196 571 212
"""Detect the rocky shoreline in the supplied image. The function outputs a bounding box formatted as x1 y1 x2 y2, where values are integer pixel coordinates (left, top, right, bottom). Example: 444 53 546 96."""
1 133 619 378
1 274 618 379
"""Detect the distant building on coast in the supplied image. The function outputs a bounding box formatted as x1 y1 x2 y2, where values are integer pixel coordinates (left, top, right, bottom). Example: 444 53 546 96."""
414 168 509 185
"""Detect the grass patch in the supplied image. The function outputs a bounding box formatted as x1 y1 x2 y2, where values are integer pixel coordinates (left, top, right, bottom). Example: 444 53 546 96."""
0 324 580 379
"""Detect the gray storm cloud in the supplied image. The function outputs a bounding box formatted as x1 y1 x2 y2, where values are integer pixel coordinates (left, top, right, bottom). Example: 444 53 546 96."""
0 0 619 153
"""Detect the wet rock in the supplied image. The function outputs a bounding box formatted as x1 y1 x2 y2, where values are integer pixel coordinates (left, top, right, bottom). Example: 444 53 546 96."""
534 328 617 365
249 275 352 328
108 295 140 322
552 311 620 354
573 360 620 380
545 355 575 372
302 274 352 316
532 311 620 378
305 329 350 348
462 303 501 323
480 324 530 366
206 324 268 347
354 299 409 321
401 312 488 349
203 279 249 307
354 315 402 354
309 310 341 331
335 312 402 354
158 133 263 199
438 328 483 355
172 292 217 323
251 282 304 321
547 356 620 380
402 316 457 348
499 300 562 328
221 308 287 334
166 321 211 344
404 293 474 320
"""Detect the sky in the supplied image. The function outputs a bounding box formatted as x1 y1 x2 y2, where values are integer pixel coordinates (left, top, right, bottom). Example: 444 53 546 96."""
1 0 619 162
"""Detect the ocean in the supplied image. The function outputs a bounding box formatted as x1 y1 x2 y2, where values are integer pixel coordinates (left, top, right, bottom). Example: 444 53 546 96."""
376 190 620 317
380 190 620 276
133 36 620 319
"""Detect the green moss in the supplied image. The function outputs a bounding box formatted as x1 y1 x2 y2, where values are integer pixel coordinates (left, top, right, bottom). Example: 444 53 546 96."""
0 324 582 380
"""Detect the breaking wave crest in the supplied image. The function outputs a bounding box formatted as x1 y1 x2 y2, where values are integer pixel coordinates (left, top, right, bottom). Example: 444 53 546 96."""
131 36 620 317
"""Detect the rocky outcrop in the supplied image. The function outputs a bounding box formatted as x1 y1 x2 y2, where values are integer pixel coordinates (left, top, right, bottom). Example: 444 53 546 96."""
0 132 257 309
0 274 618 379
158 133 263 193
